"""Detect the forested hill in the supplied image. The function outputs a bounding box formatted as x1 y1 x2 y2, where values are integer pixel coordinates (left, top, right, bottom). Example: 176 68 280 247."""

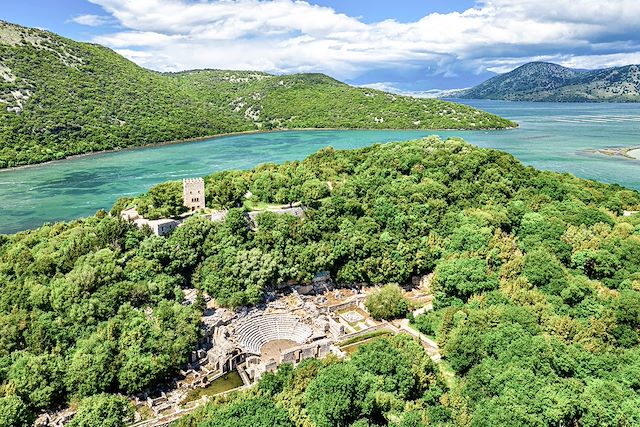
2 137 640 425
0 20 514 168
456 61 640 102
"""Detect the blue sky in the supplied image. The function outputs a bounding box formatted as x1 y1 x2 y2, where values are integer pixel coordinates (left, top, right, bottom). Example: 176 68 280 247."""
312 1 477 24
3 1 640 91
2 1 106 38
2 1 477 34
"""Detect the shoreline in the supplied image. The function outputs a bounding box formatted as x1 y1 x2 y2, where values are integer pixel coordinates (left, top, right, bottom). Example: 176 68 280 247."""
0 125 517 173
628 148 640 160
586 146 640 160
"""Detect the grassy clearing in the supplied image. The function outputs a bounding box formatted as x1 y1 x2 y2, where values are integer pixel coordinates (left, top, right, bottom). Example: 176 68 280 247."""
337 329 393 348
243 200 277 211
181 371 244 405
341 336 389 355
137 404 154 421
437 361 456 389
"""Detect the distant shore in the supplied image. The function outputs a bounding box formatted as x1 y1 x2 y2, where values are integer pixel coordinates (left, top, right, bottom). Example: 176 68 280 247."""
0 129 266 173
0 125 517 173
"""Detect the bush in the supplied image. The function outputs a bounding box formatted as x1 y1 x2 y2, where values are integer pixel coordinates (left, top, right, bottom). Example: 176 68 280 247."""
0 395 33 427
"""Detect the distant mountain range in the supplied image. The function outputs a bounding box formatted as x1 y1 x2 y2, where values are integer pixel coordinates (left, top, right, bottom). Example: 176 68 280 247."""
454 62 640 102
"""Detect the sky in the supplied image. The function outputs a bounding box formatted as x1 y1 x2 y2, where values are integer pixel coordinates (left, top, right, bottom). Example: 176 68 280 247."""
3 0 640 92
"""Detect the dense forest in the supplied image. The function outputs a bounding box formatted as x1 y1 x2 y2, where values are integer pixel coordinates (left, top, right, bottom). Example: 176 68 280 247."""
0 20 514 169
1 137 640 425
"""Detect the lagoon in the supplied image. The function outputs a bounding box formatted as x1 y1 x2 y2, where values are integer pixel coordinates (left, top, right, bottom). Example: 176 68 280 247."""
1 99 639 234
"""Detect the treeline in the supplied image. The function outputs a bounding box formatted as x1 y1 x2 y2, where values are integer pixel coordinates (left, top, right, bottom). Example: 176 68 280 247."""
1 136 640 425
0 21 514 169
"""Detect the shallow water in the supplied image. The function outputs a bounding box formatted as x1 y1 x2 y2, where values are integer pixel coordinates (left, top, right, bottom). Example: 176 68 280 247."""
0 99 638 234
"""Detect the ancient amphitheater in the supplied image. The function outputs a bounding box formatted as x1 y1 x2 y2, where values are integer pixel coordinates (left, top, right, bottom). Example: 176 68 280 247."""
235 313 313 354
38 274 437 427
206 290 351 384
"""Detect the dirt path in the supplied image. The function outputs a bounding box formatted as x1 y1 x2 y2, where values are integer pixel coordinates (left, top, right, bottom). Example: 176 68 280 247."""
397 318 441 362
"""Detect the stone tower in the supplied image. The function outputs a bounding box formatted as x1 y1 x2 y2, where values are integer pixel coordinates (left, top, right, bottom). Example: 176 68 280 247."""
183 178 205 211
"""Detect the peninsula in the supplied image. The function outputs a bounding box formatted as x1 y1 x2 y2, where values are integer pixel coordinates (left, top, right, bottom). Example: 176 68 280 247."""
0 20 514 169
587 146 640 160
2 137 640 426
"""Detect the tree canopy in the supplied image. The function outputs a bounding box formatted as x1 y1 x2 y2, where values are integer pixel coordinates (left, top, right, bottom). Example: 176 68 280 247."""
365 284 410 320
1 136 639 425
67 394 133 427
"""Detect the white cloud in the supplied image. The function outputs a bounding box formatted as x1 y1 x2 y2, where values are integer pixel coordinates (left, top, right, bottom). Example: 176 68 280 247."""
85 0 640 85
560 52 640 70
96 31 183 48
359 82 468 99
68 14 112 27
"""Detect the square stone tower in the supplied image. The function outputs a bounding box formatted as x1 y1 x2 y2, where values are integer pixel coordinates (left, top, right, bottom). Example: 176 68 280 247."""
183 178 205 211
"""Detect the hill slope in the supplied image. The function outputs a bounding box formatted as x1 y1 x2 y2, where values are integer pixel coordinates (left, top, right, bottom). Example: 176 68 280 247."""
457 61 640 102
0 21 514 168
1 137 640 424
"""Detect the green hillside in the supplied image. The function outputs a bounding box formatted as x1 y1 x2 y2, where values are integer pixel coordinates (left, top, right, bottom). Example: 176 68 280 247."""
2 137 640 425
0 21 514 169
457 61 640 102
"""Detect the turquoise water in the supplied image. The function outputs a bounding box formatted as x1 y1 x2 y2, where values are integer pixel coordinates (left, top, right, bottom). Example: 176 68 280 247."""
0 100 639 234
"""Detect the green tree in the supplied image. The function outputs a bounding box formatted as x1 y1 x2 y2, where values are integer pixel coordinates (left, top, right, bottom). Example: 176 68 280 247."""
194 397 292 427
305 363 366 427
301 178 330 203
7 352 65 409
65 333 118 398
137 181 186 219
350 337 420 400
522 249 566 294
67 394 133 427
364 284 409 320
258 363 293 396
433 257 498 304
